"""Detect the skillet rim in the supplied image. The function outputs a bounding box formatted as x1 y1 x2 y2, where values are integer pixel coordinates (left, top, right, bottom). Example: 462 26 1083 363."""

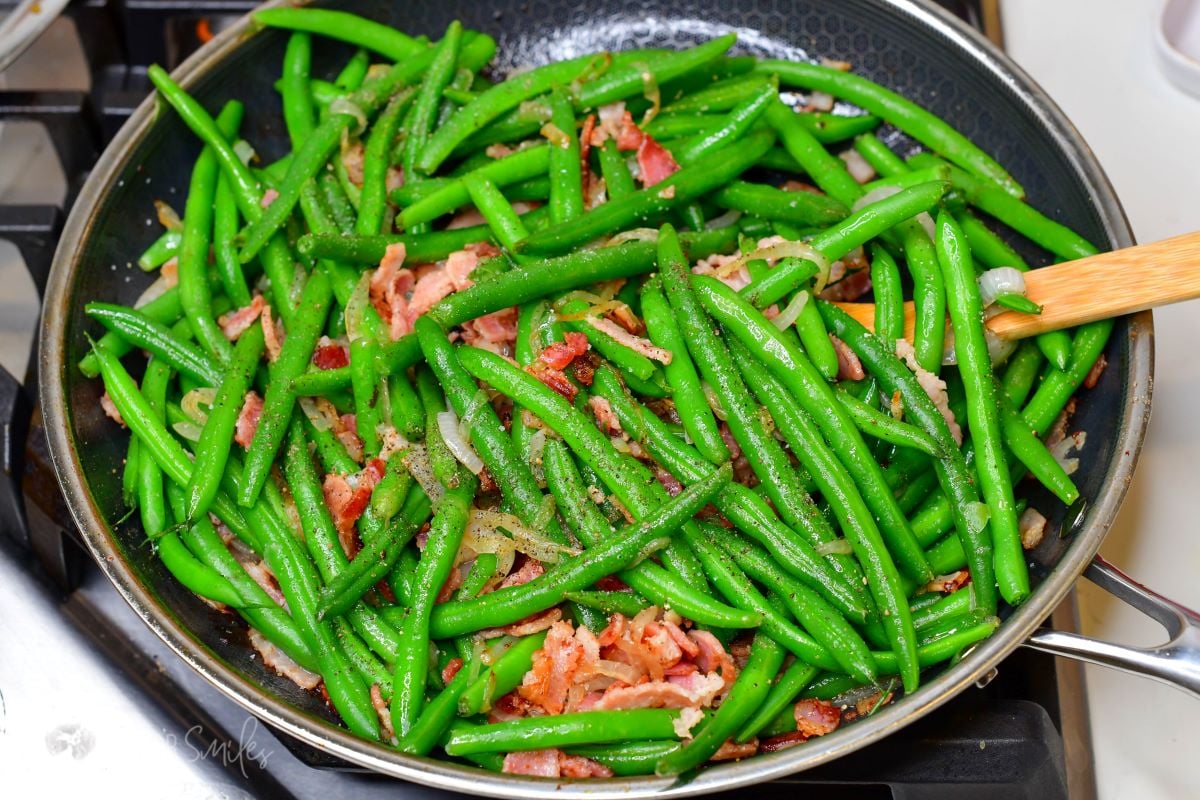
38 0 1152 795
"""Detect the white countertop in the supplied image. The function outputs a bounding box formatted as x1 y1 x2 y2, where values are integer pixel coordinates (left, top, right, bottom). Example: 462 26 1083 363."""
1004 1 1200 797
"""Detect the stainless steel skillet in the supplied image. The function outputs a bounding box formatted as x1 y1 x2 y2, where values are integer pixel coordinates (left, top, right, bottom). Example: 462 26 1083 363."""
37 0 1199 795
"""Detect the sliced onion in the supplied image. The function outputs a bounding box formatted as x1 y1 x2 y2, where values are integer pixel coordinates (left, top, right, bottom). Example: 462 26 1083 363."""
437 410 485 475
154 200 182 231
808 90 834 112
985 328 1018 365
702 382 728 421
233 139 256 166
531 493 557 533
343 271 372 342
469 509 579 564
915 211 936 241
640 68 661 124
772 289 810 330
816 539 854 557
461 523 516 577
181 387 217 425
402 444 444 504
298 396 333 432
852 184 901 213
134 270 175 309
458 388 491 438
704 208 742 230
1049 431 1086 476
603 228 659 247
978 267 1027 306
172 420 204 443
540 121 571 149
719 240 831 294
964 501 991 535
839 149 875 184
330 97 367 135
632 536 671 567
517 99 552 123
527 428 547 485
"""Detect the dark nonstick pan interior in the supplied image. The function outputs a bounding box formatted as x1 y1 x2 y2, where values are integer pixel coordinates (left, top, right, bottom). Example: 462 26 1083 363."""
44 0 1143 794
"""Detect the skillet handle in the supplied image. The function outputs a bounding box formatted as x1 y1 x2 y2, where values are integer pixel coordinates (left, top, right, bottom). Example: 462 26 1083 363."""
1024 555 1200 699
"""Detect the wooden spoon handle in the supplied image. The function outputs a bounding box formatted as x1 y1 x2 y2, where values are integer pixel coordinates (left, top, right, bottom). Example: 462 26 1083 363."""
832 229 1200 340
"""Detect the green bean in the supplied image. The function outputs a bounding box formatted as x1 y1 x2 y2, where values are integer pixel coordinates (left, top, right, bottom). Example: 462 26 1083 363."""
861 165 951 195
348 337 381 457
416 316 568 543
935 211 1027 605
137 229 181 272
397 659 474 756
1022 320 1113 436
597 138 636 201
853 132 908 178
417 54 600 174
458 353 757 629
869 243 904 343
283 421 350 583
589 368 869 623
456 553 498 601
735 659 820 743
693 278 922 690
910 153 1095 259
999 399 1079 505
765 97 862 203
212 175 252 308
657 632 784 775
252 7 426 62
564 741 678 776
709 525 876 682
673 79 777 165
280 32 316 149
546 87 584 224
834 388 942 456
390 470 473 737
80 289 183 378
564 589 650 618
519 130 773 256
387 370 425 440
794 296 839 379
758 59 1023 197
640 278 728 463
185 323 265 519
400 145 550 229
463 173 529 252
429 463 732 638
176 102 240 363
402 21 463 189
355 91 412 236
740 180 949 309
713 180 848 227
818 300 998 616
238 269 333 507
122 436 140 510
1001 340 1043 408
459 632 548 716
444 709 696 756
85 302 221 387
556 298 656 381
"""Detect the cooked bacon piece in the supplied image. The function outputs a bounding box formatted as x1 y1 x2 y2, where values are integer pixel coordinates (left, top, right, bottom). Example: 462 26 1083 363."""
501 749 613 778
654 466 683 496
830 334 866 381
636 135 679 187
386 165 404 194
589 396 622 435
593 679 717 711
260 187 280 208
839 148 876 184
160 258 179 287
262 306 284 362
218 294 266 341
615 110 644 150
371 683 395 741
688 630 738 689
234 391 264 448
673 707 705 738
793 698 841 738
781 180 822 194
519 621 585 715
895 338 962 445
460 307 519 356
532 366 578 402
760 732 809 753
693 252 752 292
711 739 758 762
408 247 479 318
1020 507 1048 550
369 243 416 340
500 559 545 589
342 141 365 186
242 559 288 611
465 241 502 259
539 331 590 369
818 267 873 302
1084 353 1108 389
250 629 321 690
101 391 126 428
923 569 971 594
502 749 560 777
588 316 672 364
480 607 563 641
322 458 387 557
442 658 464 685
312 337 350 370
579 113 596 197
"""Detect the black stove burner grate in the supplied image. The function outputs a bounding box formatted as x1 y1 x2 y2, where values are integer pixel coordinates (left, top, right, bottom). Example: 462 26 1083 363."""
0 1 1085 797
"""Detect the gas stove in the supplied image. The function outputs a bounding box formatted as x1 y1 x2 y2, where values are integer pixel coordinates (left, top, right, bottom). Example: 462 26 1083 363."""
0 2 1092 797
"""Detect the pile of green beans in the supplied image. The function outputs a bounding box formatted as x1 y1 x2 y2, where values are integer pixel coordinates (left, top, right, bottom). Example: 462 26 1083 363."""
84 9 1114 781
